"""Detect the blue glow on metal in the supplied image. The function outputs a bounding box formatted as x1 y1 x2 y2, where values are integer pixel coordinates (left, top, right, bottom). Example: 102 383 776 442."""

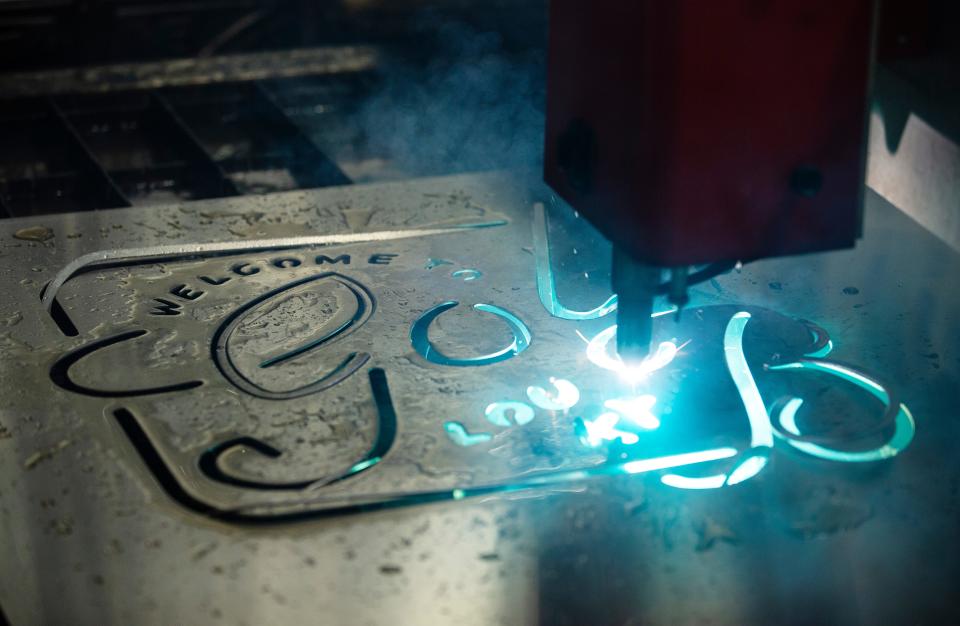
532 202 618 320
581 412 640 446
452 268 482 281
660 474 728 489
526 378 580 411
484 401 536 427
806 339 834 358
779 397 804 435
622 447 738 474
603 395 660 430
725 312 775 451
585 326 679 384
347 457 381 473
768 360 915 462
662 311 772 489
410 301 531 367
444 421 492 446
425 258 453 270
725 455 768 486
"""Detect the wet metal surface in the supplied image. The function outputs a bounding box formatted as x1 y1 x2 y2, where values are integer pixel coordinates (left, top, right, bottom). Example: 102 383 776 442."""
0 172 959 624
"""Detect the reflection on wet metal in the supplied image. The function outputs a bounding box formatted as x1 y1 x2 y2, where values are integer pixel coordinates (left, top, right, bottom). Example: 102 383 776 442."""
444 422 493 447
410 301 531 367
526 378 580 411
451 269 482 281
484 401 536 426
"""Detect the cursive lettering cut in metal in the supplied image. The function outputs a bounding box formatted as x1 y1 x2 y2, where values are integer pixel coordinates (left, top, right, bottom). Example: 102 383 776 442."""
50 329 204 397
40 222 506 336
198 372 397 491
212 273 374 400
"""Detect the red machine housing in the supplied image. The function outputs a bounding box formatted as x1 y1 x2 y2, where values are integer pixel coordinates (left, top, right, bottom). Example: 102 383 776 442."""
544 0 875 266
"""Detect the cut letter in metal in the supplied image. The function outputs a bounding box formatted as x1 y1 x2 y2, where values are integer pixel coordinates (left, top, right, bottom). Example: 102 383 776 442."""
212 273 374 399
533 202 618 320
410 301 531 367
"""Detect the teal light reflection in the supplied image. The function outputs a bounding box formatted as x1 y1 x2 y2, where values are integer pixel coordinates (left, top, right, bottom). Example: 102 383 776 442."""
622 447 738 475
725 455 769 486
444 421 492 446
806 339 834 358
581 412 640 446
484 401 536 427
768 360 915 462
532 202 618 320
452 268 483 281
660 474 728 490
526 378 580 411
603 395 660 430
661 311 772 490
347 457 381 473
410 301 531 367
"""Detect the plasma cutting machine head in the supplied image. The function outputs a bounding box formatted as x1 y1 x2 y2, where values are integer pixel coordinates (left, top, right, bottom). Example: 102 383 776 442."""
543 0 876 362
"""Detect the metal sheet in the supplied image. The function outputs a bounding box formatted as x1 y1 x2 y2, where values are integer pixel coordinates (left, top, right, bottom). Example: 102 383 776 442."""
0 172 958 625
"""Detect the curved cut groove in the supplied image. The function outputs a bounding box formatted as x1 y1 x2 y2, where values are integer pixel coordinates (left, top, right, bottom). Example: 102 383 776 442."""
451 269 483 281
211 273 374 400
410 301 531 367
198 368 398 491
199 438 313 491
768 360 915 462
484 401 535 426
50 329 204 397
444 422 493 447
41 224 508 315
532 203 734 320
662 311 772 490
532 202 617 320
526 378 580 411
801 320 834 358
